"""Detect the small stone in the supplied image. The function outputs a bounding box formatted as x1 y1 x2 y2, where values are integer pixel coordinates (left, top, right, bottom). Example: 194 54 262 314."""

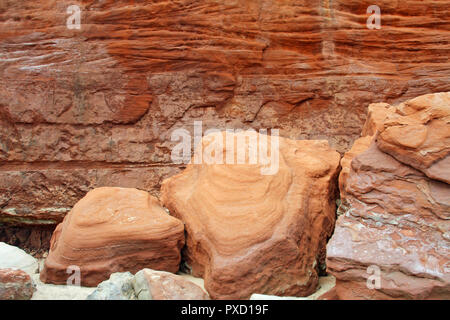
133 269 209 300
0 268 36 300
40 187 185 286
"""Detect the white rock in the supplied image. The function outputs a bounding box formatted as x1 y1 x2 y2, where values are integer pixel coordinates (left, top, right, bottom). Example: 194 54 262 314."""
0 242 39 275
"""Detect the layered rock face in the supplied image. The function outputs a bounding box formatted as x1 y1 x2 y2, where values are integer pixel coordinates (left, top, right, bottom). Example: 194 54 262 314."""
376 93 450 184
86 272 137 300
161 130 340 299
1 1 449 245
327 92 450 299
40 187 185 286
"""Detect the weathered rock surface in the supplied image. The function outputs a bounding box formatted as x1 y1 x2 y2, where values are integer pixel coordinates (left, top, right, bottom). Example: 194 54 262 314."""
327 92 450 300
0 242 39 275
1 1 449 245
161 130 341 299
0 226 54 256
86 272 136 300
376 92 450 184
133 269 210 300
40 187 185 286
0 268 36 300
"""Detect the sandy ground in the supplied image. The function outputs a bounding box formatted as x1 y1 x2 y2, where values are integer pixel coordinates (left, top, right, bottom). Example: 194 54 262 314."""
31 273 96 300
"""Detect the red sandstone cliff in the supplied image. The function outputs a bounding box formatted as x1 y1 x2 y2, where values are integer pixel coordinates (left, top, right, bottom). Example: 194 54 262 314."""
0 1 449 250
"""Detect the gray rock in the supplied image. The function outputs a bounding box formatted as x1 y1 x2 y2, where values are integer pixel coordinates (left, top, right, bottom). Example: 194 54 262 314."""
86 272 137 300
0 242 39 275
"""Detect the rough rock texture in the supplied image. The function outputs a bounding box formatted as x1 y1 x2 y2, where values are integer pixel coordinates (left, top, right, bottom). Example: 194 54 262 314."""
0 268 36 300
0 242 39 275
1 1 449 246
40 187 185 287
327 93 450 300
161 130 341 299
133 269 210 300
86 272 136 300
376 92 450 184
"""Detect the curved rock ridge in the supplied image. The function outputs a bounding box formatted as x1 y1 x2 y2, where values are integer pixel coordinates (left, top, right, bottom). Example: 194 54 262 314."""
40 187 185 287
327 92 450 300
161 130 341 299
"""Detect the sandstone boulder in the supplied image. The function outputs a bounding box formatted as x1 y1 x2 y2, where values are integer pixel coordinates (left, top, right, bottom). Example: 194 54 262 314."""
161 130 341 299
327 93 450 299
0 268 36 300
133 269 209 300
40 187 185 286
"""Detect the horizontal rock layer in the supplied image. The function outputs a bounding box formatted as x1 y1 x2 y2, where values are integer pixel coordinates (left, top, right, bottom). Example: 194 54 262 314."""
1 0 449 235
0 164 180 226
